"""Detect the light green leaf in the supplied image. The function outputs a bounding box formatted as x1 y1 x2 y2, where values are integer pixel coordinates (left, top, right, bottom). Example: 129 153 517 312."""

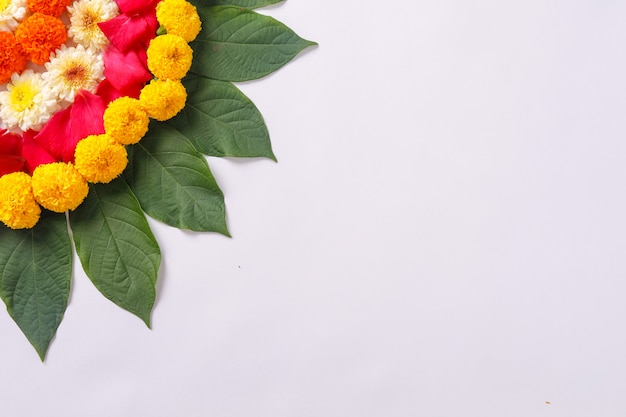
168 76 275 160
0 211 71 360
192 0 282 9
70 179 160 326
125 122 229 235
191 6 316 81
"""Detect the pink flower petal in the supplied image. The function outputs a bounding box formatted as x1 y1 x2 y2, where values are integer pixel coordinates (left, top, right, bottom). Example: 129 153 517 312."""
21 130 55 174
35 91 106 162
0 131 22 155
0 155 25 176
34 106 71 162
98 10 158 53
116 0 159 14
103 44 152 93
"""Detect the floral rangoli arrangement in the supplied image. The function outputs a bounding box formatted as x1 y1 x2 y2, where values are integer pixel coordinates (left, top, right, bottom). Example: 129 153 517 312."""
0 0 314 360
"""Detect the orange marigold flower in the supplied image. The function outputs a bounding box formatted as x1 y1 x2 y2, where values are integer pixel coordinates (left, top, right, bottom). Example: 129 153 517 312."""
28 0 73 17
15 13 67 65
0 32 27 84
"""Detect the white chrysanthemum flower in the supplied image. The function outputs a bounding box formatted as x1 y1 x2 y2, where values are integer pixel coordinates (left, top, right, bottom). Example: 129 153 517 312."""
0 0 26 32
0 70 60 132
43 44 105 102
68 0 119 50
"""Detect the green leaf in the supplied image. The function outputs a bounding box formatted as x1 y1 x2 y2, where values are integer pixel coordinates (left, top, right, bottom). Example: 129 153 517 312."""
125 122 229 235
168 76 275 160
192 0 282 9
191 6 316 81
70 179 160 326
0 211 72 360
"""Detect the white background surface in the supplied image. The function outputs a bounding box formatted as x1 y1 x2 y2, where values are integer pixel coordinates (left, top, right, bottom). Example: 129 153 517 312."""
2 0 626 416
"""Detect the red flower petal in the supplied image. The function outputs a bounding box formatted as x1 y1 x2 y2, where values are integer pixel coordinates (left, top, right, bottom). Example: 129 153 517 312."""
69 91 106 158
35 91 106 162
103 44 152 93
96 79 144 104
0 155 25 176
0 131 25 176
115 0 159 14
0 131 22 155
21 130 55 173
98 10 158 53
34 106 71 161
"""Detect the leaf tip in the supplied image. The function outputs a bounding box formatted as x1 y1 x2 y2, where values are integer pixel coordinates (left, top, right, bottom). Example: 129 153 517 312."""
35 346 47 362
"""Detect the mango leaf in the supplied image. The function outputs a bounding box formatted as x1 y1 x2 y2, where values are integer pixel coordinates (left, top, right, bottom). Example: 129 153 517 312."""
191 6 316 81
168 76 275 160
70 179 160 326
125 122 229 235
194 0 282 8
0 211 71 360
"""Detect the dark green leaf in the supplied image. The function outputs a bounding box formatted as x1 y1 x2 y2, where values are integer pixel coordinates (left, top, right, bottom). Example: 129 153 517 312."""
191 6 316 81
0 211 71 360
125 122 229 235
168 76 275 159
70 179 160 326
191 0 282 9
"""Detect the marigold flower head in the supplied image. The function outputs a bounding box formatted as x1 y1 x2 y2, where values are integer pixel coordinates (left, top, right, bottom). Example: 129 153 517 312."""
139 78 187 121
0 32 27 84
0 171 41 229
156 0 201 42
27 0 72 16
103 96 149 145
147 34 192 80
32 162 89 212
74 134 127 183
15 13 67 65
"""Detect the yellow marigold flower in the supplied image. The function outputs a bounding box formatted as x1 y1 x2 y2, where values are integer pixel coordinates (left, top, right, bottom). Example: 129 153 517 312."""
139 78 187 121
147 34 192 80
103 97 149 145
156 0 201 42
32 162 88 212
0 172 41 229
15 13 67 65
74 134 128 183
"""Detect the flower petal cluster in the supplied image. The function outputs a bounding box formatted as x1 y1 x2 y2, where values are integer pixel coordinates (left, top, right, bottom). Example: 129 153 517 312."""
103 96 148 145
0 171 40 229
74 133 127 183
31 162 88 212
140 78 187 121
43 44 105 102
0 0 26 32
0 0 199 229
27 0 72 17
155 0 200 42
147 33 192 80
0 70 59 131
15 12 67 64
68 0 118 50
0 32 27 84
